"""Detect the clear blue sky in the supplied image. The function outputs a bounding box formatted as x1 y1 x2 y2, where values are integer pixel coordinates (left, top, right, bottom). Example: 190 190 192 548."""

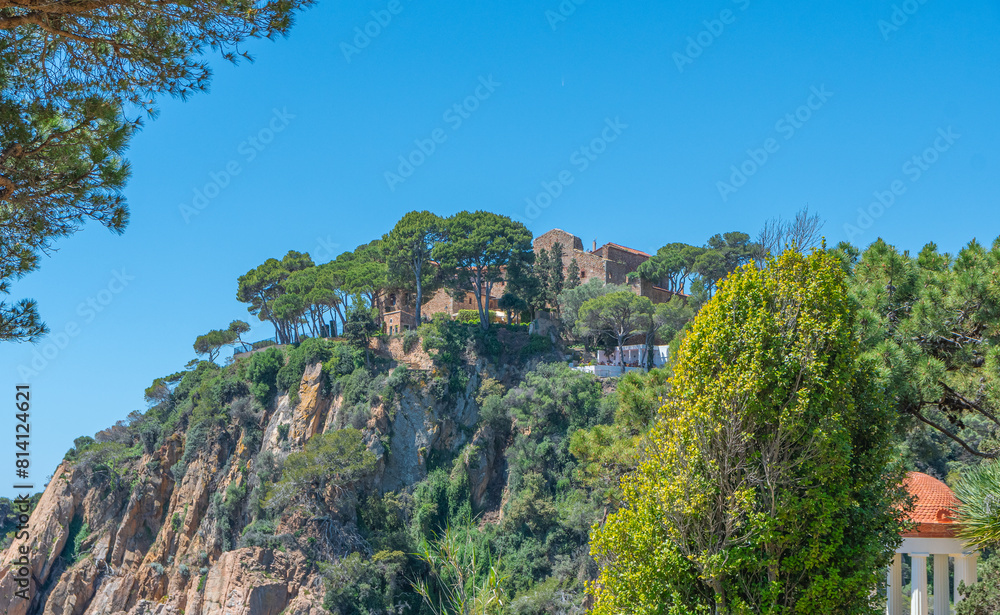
2 0 998 497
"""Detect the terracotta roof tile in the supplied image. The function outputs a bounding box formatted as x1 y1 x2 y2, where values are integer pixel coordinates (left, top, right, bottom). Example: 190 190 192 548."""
902 472 960 536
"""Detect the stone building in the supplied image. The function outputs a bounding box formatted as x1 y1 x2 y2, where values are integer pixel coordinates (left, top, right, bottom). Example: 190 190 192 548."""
379 228 682 333
381 284 508 333
533 228 682 304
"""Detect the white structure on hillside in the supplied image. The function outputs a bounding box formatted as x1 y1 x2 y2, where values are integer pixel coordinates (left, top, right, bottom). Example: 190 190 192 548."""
574 345 670 377
887 472 978 615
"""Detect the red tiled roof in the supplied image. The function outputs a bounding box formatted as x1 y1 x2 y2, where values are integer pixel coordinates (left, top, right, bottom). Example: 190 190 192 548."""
596 242 651 258
902 472 960 537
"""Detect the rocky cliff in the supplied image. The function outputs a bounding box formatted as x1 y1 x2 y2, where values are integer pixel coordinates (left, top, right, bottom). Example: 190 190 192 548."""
0 332 532 615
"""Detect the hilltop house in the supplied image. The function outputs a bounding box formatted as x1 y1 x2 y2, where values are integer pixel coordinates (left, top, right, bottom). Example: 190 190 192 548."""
379 228 683 333
533 228 682 305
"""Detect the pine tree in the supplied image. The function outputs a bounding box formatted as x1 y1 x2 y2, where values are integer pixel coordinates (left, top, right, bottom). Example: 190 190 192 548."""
566 258 581 290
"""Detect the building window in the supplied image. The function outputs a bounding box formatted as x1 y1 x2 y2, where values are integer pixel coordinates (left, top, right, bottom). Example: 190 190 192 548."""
581 270 586 278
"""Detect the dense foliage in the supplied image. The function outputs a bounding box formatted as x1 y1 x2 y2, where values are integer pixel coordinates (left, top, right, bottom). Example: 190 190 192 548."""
52 217 1000 615
0 0 310 342
591 249 909 614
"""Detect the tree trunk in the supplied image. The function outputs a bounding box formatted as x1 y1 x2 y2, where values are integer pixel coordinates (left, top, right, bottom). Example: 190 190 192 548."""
710 578 728 615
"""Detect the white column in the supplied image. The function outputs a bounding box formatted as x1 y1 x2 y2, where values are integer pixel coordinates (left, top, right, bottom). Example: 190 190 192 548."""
967 553 978 585
911 553 929 615
951 553 962 606
888 552 903 615
933 554 949 615
954 553 979 605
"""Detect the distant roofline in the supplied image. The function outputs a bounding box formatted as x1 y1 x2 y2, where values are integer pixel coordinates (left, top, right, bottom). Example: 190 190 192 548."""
536 229 653 260
594 242 651 258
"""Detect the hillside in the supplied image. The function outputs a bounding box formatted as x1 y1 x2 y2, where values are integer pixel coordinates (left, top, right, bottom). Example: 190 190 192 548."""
0 319 647 615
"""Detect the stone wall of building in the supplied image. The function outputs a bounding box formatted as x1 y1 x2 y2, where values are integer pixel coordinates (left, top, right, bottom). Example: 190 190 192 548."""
534 228 611 285
597 244 650 272
423 288 458 317
637 280 678 304
534 229 583 255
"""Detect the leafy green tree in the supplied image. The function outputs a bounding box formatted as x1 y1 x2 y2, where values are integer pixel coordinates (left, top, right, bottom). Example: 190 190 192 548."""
271 292 307 343
577 291 654 363
501 255 543 321
498 293 528 325
535 249 553 306
590 249 909 614
266 429 375 515
651 295 701 347
228 320 250 344
571 368 669 505
542 242 566 310
144 371 185 405
433 211 533 331
1 0 310 109
383 210 443 325
284 266 344 338
237 251 316 344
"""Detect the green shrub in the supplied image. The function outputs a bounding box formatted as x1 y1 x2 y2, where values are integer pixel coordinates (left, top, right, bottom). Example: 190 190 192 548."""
358 492 412 555
214 480 248 551
457 309 480 323
276 338 334 400
386 365 410 390
172 419 211 481
324 343 364 381
957 554 1000 614
520 334 552 359
420 314 472 368
60 518 90 565
277 424 289 442
265 429 376 514
410 465 471 541
241 347 285 404
239 519 286 549
148 562 165 575
322 551 411 615
172 512 182 532
402 329 420 354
